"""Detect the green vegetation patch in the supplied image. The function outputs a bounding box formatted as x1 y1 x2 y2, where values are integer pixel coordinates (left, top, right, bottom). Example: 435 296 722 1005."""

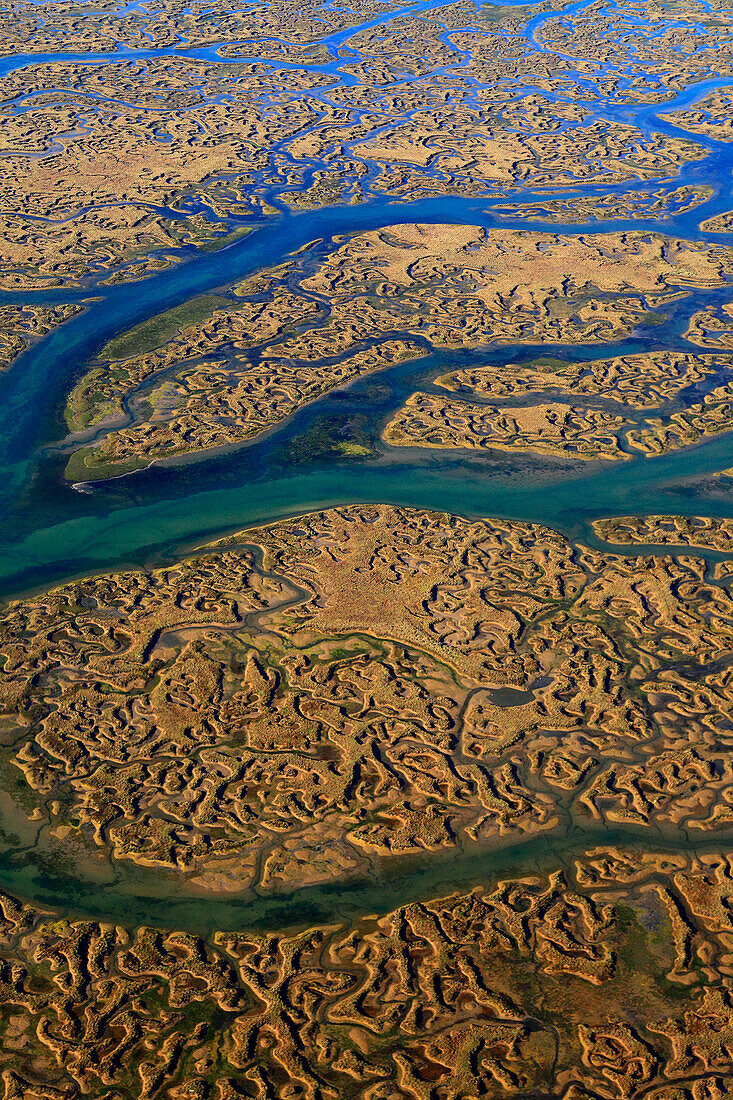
196 225 252 254
526 356 575 371
282 416 378 465
65 366 121 432
64 445 148 483
100 294 233 361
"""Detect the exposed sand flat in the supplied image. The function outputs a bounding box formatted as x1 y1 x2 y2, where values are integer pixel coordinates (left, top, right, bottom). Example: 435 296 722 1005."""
663 88 733 139
383 391 633 459
354 116 705 192
701 208 733 232
62 265 425 479
436 351 729 409
64 225 733 479
3 503 733 891
593 513 733 550
0 302 81 370
686 300 733 348
304 224 733 307
0 0 404 53
5 0 733 1093
495 185 713 223
535 0 733 98
0 504 733 1092
0 847 729 1097
626 380 733 455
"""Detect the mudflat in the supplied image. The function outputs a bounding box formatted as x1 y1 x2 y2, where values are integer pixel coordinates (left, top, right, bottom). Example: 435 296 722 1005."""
4 0 733 1095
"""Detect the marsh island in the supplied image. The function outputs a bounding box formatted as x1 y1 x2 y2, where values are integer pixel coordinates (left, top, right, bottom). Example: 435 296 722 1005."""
3 0 733 1096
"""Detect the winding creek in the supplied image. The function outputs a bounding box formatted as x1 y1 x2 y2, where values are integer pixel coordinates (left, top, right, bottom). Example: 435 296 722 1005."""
4 0 733 929
3 819 733 934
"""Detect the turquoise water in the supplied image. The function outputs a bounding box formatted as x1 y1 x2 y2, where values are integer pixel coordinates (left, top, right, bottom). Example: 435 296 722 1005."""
4 0 733 600
4 201 733 599
5 819 733 934
4 0 733 927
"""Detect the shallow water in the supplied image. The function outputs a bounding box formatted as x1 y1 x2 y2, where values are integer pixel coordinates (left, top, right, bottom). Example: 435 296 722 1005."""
3 196 733 600
4 818 733 935
4 0 733 928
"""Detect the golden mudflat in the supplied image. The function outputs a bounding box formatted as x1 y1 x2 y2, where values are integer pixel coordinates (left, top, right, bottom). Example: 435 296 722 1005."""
663 88 733 139
3 505 733 891
382 347 733 463
435 351 729 409
383 392 633 460
494 185 714 223
63 224 733 480
0 852 731 1097
0 3 723 295
1 506 733 1094
593 513 733 550
0 303 81 372
6 1 733 1095
60 261 426 480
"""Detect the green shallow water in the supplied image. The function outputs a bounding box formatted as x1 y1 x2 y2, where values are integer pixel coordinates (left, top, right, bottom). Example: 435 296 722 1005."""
7 430 733 600
4 2 733 930
4 821 732 936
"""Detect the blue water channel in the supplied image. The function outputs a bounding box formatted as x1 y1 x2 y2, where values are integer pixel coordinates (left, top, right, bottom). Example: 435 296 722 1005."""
3 0 733 927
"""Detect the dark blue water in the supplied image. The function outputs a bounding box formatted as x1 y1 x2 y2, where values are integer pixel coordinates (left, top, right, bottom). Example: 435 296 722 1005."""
3 0 733 927
3 203 733 596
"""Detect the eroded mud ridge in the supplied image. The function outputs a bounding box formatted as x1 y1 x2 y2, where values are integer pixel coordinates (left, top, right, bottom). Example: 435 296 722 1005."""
0 852 731 1098
2 503 733 890
8 0 733 1095
2 506 733 1093
58 224 733 479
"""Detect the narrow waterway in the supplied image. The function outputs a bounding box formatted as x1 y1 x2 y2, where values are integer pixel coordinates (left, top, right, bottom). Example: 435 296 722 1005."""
3 0 733 929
